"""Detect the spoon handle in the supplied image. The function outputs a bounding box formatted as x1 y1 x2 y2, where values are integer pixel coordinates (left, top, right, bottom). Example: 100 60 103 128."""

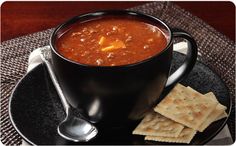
40 46 70 115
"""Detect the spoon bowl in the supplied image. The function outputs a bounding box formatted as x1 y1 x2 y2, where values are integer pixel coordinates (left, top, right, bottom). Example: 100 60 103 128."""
58 114 98 142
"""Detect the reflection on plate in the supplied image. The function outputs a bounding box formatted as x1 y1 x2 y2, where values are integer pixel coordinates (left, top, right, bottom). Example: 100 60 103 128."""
9 52 231 145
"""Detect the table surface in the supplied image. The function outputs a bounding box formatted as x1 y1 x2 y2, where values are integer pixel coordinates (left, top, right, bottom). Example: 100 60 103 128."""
1 1 235 42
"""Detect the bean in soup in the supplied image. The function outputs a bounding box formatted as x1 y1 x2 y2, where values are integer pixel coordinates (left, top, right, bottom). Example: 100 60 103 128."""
56 17 168 66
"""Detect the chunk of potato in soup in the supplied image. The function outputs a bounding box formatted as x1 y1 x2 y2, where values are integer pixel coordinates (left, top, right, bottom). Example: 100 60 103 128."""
56 17 168 66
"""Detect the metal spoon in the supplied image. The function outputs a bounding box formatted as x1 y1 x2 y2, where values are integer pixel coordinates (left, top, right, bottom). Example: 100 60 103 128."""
40 46 98 142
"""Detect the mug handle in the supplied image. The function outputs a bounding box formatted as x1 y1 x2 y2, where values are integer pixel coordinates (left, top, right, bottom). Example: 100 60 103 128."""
164 28 198 91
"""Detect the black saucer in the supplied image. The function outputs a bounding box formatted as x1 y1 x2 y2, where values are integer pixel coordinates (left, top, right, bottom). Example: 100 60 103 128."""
9 52 231 145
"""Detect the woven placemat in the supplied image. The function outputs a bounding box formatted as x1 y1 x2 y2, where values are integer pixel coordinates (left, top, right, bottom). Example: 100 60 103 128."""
1 2 235 145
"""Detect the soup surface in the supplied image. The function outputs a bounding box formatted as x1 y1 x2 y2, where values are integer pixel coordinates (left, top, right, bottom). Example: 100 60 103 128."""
56 17 168 66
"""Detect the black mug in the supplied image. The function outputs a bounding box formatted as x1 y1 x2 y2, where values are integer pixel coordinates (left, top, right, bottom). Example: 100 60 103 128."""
50 10 197 125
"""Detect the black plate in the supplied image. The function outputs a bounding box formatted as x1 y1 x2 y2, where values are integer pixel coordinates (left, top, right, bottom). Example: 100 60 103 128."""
9 52 231 145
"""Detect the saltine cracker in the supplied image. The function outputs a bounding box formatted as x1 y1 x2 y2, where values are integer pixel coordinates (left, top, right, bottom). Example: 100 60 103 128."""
154 84 218 130
132 112 184 137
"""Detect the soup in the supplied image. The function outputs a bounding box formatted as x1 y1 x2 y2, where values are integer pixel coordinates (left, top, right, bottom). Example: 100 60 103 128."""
56 17 169 66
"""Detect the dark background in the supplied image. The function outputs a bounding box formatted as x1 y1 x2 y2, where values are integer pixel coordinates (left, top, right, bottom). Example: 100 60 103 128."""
1 1 235 42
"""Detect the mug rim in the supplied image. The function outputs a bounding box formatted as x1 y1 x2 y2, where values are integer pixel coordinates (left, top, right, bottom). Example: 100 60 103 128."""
50 10 173 68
